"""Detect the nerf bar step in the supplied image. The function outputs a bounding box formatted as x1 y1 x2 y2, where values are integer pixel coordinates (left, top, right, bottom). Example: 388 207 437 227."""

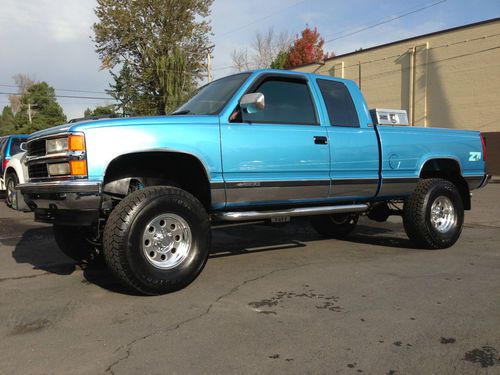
214 204 369 222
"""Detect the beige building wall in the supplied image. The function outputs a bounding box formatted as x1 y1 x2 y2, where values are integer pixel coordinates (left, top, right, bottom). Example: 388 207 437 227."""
293 19 500 132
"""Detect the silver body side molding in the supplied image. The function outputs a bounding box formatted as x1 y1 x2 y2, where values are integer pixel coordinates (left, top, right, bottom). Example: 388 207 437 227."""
213 204 369 222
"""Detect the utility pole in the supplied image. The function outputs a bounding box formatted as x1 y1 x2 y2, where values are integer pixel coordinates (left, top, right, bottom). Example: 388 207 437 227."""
28 102 32 124
207 53 213 83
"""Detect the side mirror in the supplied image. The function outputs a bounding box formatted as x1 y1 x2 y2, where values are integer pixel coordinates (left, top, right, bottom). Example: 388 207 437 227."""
20 142 27 152
240 93 265 114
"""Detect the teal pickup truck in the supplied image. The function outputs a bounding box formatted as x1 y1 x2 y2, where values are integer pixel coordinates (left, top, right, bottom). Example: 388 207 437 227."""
19 69 489 295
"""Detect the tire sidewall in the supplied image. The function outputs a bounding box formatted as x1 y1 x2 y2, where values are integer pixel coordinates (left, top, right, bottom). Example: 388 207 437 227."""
125 192 209 291
5 172 18 208
423 182 464 247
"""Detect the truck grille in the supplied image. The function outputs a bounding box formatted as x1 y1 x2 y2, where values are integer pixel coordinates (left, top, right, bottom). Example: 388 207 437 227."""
28 164 49 179
27 139 46 157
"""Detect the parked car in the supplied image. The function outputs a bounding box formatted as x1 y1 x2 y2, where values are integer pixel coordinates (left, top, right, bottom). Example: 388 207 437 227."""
0 134 28 201
18 69 489 295
3 152 29 210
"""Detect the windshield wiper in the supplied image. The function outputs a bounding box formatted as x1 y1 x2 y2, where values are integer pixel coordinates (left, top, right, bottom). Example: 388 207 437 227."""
170 110 191 115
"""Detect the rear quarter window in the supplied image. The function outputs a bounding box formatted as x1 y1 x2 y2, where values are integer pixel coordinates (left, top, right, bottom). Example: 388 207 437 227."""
317 79 359 127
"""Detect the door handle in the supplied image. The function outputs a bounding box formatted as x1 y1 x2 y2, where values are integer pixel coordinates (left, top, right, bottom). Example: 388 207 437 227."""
314 136 328 145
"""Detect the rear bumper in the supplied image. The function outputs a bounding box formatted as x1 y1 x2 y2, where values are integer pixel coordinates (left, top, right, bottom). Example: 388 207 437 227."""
18 181 101 225
478 174 490 189
465 174 490 190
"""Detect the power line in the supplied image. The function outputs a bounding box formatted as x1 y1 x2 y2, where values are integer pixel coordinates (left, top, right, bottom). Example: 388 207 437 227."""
0 84 110 96
215 0 309 39
315 32 500 73
0 92 113 100
323 0 448 45
211 0 449 71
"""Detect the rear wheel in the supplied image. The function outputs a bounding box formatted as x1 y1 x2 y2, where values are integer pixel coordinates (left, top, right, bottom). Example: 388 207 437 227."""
5 172 19 209
53 225 101 264
102 186 210 295
310 213 359 238
403 178 464 249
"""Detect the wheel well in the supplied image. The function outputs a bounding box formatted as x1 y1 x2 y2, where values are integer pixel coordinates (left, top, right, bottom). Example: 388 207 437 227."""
5 167 17 178
103 152 211 209
419 159 471 210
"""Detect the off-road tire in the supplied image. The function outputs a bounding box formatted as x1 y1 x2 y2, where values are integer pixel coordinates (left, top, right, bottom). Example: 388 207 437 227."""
102 186 210 295
403 178 464 249
53 225 101 264
310 213 359 238
5 172 19 208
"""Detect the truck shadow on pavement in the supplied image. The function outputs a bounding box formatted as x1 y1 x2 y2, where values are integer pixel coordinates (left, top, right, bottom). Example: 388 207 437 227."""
11 219 416 294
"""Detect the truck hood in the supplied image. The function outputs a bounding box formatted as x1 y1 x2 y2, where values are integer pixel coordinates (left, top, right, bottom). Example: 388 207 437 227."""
28 115 220 139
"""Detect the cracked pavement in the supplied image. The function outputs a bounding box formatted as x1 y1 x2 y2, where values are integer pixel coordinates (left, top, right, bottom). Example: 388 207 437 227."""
0 185 499 374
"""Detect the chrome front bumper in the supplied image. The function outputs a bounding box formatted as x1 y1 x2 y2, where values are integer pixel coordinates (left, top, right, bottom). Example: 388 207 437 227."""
18 181 101 225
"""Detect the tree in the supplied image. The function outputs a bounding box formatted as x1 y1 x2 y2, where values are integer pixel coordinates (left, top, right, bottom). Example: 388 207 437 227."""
84 105 117 117
0 106 16 136
270 51 288 70
8 74 34 115
15 82 66 133
231 28 292 71
285 27 332 68
93 0 214 115
107 61 138 116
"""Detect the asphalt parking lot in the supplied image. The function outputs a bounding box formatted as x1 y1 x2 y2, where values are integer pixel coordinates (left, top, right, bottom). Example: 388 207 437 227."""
0 185 499 375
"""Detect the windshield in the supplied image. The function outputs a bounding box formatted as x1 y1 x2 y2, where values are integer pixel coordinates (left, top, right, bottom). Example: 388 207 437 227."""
173 73 250 115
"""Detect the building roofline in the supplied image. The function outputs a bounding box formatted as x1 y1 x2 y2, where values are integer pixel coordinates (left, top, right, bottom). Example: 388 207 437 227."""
294 17 500 69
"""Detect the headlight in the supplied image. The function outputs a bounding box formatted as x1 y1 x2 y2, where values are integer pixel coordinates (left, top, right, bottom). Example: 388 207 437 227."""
45 134 85 154
48 162 70 176
46 138 68 153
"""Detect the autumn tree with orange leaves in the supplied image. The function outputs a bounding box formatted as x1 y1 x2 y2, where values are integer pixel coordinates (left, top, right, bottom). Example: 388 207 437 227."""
285 27 332 68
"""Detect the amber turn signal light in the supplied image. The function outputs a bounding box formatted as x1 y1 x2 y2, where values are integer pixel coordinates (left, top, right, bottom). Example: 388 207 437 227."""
70 160 88 176
69 134 85 151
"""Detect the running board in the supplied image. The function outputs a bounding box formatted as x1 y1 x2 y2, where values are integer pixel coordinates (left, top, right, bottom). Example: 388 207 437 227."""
214 204 369 222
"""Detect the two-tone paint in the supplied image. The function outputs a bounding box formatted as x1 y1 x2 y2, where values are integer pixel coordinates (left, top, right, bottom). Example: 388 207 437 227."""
25 69 487 212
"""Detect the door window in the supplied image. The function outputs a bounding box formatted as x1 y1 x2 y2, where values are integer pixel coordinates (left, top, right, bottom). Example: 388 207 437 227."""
242 78 318 125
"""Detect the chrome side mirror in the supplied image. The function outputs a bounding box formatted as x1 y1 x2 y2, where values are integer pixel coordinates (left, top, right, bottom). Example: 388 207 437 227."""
240 93 265 114
20 142 27 152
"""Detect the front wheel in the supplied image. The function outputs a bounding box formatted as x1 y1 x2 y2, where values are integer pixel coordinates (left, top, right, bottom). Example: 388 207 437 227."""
310 213 359 238
5 172 19 209
403 178 464 249
102 186 210 295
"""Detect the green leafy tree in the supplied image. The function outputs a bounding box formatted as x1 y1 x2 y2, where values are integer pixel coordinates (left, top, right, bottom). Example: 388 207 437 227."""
270 50 289 70
0 106 16 136
15 82 66 133
84 105 117 117
93 0 214 115
107 62 137 116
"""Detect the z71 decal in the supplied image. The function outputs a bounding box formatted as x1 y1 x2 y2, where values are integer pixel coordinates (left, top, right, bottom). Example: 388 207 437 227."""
469 152 482 162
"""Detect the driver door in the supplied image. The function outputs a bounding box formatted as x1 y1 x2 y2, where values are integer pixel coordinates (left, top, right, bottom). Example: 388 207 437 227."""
220 74 330 207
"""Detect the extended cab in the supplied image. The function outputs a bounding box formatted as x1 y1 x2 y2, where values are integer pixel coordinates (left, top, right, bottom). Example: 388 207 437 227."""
19 70 489 295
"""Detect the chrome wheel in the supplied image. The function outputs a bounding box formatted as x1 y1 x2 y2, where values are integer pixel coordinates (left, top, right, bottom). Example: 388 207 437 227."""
141 213 192 270
430 196 456 233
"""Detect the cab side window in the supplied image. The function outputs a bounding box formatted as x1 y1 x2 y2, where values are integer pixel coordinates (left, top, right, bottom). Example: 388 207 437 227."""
242 78 318 125
317 79 359 127
9 138 23 156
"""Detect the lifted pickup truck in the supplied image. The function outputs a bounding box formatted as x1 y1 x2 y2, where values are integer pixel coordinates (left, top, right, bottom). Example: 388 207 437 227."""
19 69 489 295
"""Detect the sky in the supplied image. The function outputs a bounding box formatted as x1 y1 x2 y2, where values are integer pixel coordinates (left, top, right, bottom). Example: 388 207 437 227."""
0 0 499 119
